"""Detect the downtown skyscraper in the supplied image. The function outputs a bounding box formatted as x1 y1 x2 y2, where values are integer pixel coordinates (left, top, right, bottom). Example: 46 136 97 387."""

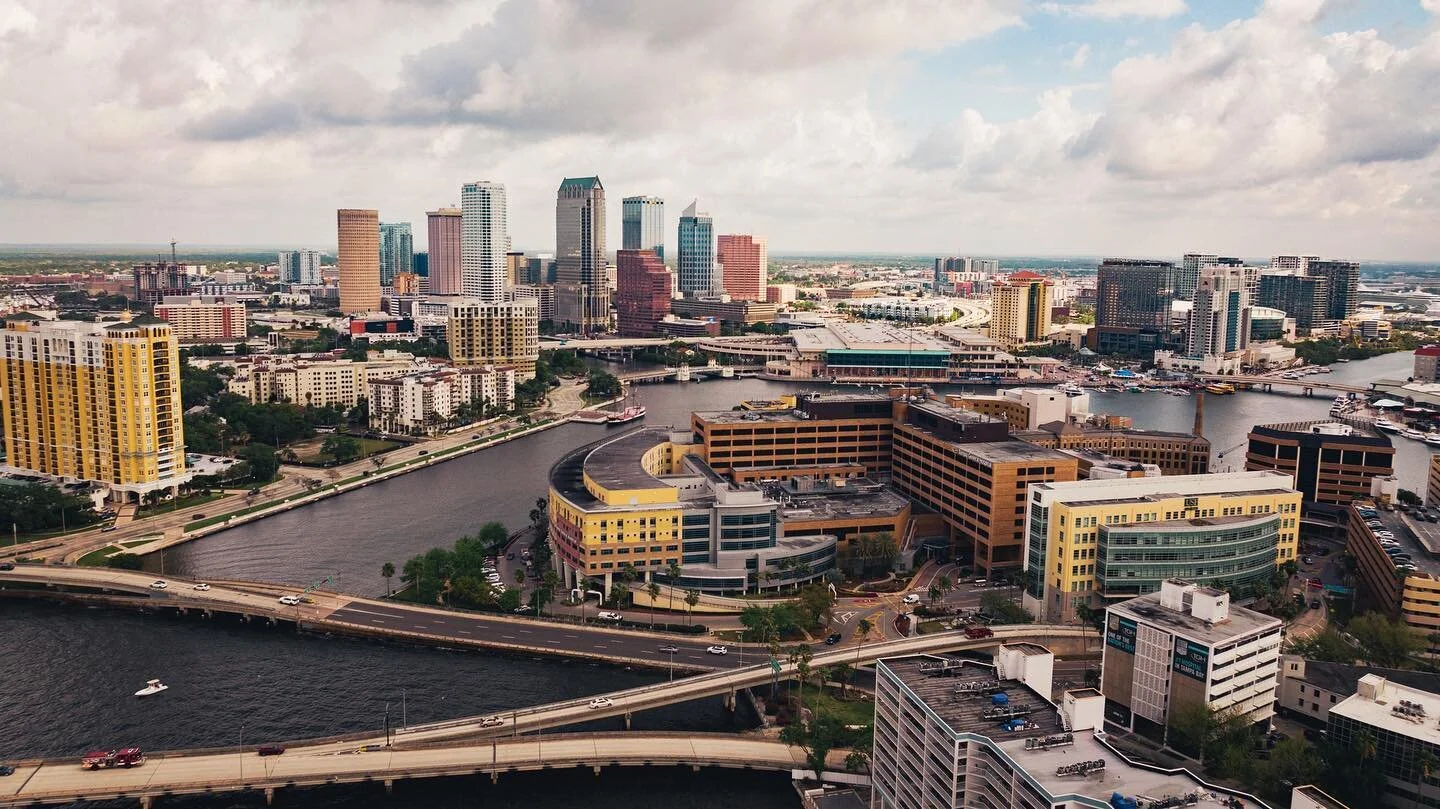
426 207 463 296
1096 258 1176 329
554 176 608 333
717 234 767 301
379 222 413 287
337 208 381 313
677 199 715 297
278 250 322 285
622 196 665 262
461 181 509 303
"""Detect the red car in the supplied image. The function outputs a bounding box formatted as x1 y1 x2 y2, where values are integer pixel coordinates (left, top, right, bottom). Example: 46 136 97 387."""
1306 577 1324 589
965 626 994 639
257 745 286 757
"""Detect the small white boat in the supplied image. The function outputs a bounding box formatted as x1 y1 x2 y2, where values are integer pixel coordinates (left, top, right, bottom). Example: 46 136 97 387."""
1425 433 1440 447
1404 428 1426 440
1375 419 1400 433
134 679 169 698
1056 383 1084 397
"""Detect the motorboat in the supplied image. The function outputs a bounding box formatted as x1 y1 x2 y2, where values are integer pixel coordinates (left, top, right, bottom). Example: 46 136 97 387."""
1056 382 1085 397
1425 433 1440 447
1374 418 1400 433
134 679 169 698
1403 428 1426 441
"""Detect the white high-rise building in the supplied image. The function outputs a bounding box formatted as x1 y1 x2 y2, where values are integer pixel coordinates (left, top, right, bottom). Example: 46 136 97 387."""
1187 264 1251 358
278 250 322 285
461 181 510 303
1270 255 1318 273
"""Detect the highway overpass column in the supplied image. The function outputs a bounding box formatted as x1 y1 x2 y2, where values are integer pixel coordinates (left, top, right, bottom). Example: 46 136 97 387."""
624 711 632 730
264 787 275 806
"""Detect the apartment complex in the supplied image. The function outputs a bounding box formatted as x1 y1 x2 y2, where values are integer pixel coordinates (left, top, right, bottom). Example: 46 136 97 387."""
511 284 556 323
1015 422 1210 476
716 234 767 301
1245 420 1394 516
547 428 837 593
425 208 463 296
621 195 664 261
990 272 1053 349
1023 471 1302 623
1308 259 1360 321
337 208 381 313
677 199 716 296
378 222 413 287
1257 274 1329 333
614 249 672 336
1096 259 1175 330
225 354 423 408
277 250 322 285
1415 346 1440 384
460 181 509 302
1102 579 1282 736
691 393 897 477
554 176 608 333
1187 265 1251 359
891 400 1077 576
367 365 515 436
0 315 189 501
447 298 539 379
152 296 247 343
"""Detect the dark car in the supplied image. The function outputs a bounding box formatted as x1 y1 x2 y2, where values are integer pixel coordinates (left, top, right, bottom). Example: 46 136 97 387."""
1310 599 1322 609
192 513 206 520
506 552 515 560
257 745 285 757
0 563 14 571
0 764 14 776
418 450 429 456
825 633 843 645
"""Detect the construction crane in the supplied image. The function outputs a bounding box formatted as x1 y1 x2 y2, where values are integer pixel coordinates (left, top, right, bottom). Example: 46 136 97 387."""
1213 439 1248 472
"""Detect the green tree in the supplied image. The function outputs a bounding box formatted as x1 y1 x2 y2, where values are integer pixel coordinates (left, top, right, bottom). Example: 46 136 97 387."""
1285 629 1357 663
238 443 280 483
321 434 362 464
684 589 701 626
646 580 662 626
855 618 873 664
666 562 682 615
1415 747 1438 809
347 397 369 426
980 591 1033 625
540 568 560 615
928 582 943 605
795 583 836 629
1399 489 1423 507
477 521 509 554
779 713 845 778
0 482 99 533
1349 612 1425 668
513 567 526 587
380 562 395 596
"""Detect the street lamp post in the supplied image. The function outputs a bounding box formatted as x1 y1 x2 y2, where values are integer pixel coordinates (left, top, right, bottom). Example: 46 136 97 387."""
238 723 244 783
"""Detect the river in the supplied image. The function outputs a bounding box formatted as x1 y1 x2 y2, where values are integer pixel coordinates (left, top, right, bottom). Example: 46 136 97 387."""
0 350 1422 807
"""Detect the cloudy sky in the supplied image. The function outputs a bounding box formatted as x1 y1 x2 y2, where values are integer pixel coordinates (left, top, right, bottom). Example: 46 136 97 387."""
1 0 1438 259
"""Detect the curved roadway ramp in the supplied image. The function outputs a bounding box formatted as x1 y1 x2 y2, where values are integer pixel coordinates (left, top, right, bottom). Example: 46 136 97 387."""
0 732 846 808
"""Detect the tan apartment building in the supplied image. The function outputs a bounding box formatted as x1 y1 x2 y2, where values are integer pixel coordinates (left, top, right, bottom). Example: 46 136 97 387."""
989 271 1053 349
447 298 539 379
152 296 247 343
891 400 1077 576
225 354 424 409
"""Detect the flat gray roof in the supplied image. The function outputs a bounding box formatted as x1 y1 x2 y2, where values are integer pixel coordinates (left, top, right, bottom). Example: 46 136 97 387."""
952 440 1075 465
1110 592 1281 645
883 656 1061 740
579 428 673 493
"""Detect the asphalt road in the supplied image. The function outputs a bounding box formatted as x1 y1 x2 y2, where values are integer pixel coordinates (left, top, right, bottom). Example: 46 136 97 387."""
325 601 754 670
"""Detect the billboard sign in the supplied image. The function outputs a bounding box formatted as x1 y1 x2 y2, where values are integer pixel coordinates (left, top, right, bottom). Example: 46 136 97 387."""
1173 638 1210 681
1105 615 1137 654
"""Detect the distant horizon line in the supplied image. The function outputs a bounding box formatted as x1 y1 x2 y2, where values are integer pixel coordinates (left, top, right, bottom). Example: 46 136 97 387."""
0 243 1436 265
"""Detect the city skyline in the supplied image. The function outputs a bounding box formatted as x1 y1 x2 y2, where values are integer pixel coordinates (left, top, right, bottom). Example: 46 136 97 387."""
2 2 1438 259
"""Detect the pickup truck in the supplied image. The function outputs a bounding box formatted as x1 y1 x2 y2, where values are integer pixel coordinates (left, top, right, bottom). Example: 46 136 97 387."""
82 748 145 770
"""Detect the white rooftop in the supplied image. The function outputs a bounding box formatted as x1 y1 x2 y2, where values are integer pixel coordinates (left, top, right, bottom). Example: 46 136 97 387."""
1330 674 1440 744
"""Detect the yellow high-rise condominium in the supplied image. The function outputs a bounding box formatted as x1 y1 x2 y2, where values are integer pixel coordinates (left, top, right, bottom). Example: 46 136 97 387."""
0 314 189 502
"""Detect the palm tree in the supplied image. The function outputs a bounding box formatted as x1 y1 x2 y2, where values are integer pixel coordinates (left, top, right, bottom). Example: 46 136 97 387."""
684 589 700 626
647 581 662 626
380 562 395 596
666 562 683 615
937 575 952 592
540 568 559 616
793 643 814 717
1415 747 1438 809
856 618 874 665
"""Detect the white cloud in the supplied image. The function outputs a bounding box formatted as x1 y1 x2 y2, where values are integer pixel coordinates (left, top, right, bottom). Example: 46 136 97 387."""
0 0 1438 260
1039 0 1188 20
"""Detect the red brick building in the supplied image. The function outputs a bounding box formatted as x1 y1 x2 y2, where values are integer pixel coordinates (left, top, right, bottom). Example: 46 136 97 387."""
615 249 672 336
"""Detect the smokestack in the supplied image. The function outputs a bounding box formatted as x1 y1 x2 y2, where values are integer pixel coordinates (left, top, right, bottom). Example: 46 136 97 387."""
1193 391 1205 437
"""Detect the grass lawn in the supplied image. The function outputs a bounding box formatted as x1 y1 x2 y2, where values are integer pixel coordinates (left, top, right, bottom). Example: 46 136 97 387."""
136 491 224 518
77 545 122 566
804 687 874 727
290 436 402 464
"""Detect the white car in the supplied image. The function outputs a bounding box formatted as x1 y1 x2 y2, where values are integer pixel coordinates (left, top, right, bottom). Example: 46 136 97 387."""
597 611 622 621
706 645 729 656
149 580 168 590
902 593 921 604
278 595 301 606
480 716 505 728
192 583 211 592
588 698 614 709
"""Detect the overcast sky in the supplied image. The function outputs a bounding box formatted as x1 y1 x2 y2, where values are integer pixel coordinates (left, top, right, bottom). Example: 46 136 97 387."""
1 0 1438 260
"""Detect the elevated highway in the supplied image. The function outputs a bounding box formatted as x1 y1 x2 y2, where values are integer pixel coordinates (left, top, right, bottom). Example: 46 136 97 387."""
0 732 843 808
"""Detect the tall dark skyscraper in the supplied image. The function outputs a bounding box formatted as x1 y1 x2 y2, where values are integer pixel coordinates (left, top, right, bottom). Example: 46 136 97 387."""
554 176 608 333
1307 259 1360 321
1257 274 1329 333
1096 258 1176 329
677 199 715 297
